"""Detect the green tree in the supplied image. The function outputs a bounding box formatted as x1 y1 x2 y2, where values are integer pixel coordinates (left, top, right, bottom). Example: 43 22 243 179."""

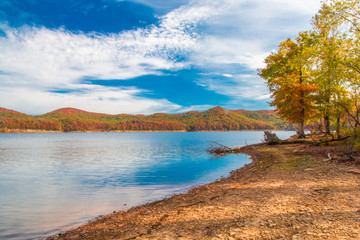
311 2 348 137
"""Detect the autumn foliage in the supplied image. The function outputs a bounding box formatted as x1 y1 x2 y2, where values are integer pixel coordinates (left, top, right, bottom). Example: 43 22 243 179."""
0 107 291 132
259 0 360 138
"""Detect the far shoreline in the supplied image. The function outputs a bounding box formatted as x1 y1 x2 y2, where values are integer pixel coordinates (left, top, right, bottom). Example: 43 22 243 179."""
0 129 291 134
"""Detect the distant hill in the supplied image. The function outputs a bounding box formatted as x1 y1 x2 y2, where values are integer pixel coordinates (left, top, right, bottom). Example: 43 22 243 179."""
0 106 292 132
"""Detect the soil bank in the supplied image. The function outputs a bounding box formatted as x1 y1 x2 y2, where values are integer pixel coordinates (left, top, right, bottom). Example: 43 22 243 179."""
47 141 360 239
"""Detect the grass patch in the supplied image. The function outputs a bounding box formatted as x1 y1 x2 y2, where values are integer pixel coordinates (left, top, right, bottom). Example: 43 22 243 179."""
253 145 320 171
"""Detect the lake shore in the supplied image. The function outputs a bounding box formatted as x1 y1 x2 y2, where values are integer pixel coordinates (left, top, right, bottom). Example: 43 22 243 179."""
47 139 360 239
0 129 287 133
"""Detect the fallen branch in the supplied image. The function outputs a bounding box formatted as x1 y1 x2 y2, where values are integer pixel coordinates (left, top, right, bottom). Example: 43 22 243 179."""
207 142 232 156
312 136 350 146
208 142 267 155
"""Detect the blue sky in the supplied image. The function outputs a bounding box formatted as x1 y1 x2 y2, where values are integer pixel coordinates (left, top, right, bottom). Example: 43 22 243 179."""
0 0 321 115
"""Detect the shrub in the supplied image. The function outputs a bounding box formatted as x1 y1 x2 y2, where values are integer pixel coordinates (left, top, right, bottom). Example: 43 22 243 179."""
263 131 281 145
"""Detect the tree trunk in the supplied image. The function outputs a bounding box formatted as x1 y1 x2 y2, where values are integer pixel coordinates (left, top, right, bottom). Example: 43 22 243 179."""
336 112 341 139
297 68 306 139
324 115 330 135
297 120 305 138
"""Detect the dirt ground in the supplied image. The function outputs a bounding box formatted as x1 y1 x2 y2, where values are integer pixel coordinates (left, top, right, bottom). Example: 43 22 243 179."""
47 141 360 240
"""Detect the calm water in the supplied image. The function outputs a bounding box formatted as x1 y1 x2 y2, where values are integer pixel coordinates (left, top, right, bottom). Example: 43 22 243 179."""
0 131 294 240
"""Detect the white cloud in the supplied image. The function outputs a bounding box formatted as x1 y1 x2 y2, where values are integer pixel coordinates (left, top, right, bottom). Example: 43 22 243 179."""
198 74 270 102
0 25 193 85
0 0 233 88
222 74 233 78
0 1 219 114
127 0 191 12
194 37 269 69
0 0 323 114
174 104 214 113
0 85 182 115
186 0 321 108
191 0 322 70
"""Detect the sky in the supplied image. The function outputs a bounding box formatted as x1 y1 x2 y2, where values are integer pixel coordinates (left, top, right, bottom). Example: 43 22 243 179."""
0 0 322 115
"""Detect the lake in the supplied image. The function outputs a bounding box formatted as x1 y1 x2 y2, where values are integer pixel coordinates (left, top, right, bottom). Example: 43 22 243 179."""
0 131 294 239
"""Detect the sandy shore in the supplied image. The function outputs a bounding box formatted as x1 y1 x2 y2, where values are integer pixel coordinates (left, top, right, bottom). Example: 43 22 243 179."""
47 141 360 239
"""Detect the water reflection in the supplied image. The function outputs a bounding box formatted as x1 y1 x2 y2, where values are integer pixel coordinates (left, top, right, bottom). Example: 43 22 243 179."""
0 131 294 240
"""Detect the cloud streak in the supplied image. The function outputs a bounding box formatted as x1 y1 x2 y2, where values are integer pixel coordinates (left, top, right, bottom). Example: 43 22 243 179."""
0 85 182 115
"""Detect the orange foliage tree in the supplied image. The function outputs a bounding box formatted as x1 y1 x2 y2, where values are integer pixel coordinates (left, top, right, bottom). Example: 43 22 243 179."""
258 34 317 137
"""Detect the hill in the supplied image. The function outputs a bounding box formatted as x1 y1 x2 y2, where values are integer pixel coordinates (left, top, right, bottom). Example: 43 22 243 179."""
0 107 291 132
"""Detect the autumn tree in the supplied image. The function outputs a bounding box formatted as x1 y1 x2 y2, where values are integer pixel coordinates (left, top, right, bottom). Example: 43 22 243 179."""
310 2 349 137
258 0 360 139
326 0 360 73
308 0 360 137
327 0 360 133
258 34 317 138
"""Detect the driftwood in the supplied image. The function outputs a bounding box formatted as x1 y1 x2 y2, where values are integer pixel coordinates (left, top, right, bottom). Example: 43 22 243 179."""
263 131 281 145
207 137 343 156
207 141 267 155
207 131 351 156
207 142 233 156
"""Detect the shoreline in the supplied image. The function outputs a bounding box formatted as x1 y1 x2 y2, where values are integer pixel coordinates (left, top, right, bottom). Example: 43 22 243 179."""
47 139 360 239
0 129 290 134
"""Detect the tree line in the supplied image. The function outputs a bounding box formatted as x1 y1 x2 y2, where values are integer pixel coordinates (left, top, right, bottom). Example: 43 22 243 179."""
259 0 360 138
0 107 291 132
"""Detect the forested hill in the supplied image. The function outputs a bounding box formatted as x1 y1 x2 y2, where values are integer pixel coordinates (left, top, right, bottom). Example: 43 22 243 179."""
0 106 291 132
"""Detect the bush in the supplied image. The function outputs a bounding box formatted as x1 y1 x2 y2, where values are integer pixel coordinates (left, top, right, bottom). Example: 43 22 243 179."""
353 142 360 152
263 131 281 145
